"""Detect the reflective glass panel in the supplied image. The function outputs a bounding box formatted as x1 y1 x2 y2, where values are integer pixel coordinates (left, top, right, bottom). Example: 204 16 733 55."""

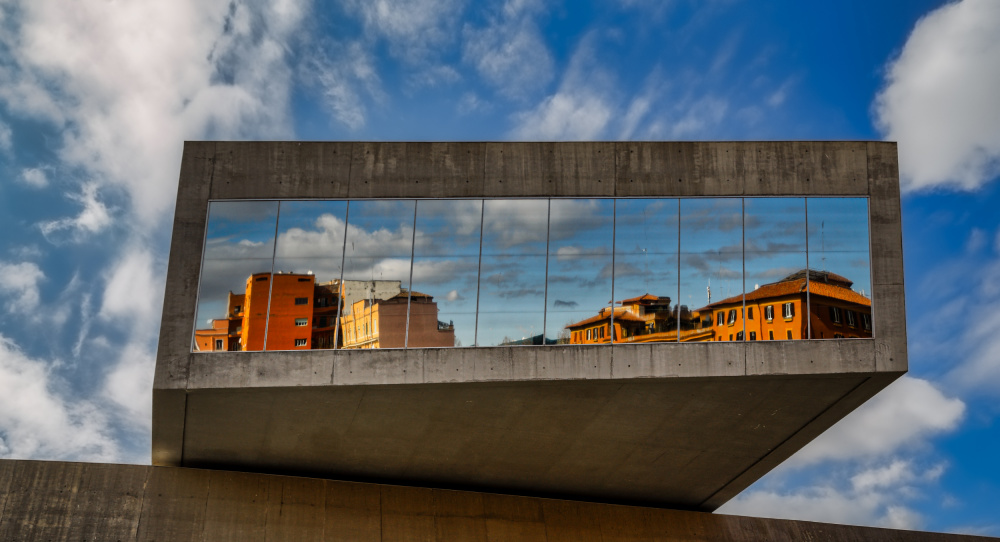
341 200 416 349
612 199 680 343
408 199 483 348
807 198 873 339
269 201 348 350
194 201 278 352
477 199 548 346
680 198 743 343
744 198 807 342
545 199 614 345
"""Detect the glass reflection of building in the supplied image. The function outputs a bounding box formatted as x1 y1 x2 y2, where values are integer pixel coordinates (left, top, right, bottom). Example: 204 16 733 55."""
703 269 872 342
194 275 454 351
564 268 871 344
194 196 874 351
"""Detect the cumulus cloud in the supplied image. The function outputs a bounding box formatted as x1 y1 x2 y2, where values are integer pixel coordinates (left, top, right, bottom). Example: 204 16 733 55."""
0 260 45 315
0 0 306 224
720 460 942 530
788 376 964 466
0 334 118 461
874 0 1000 191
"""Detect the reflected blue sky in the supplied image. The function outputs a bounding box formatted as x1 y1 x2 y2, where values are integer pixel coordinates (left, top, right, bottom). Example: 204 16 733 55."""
410 199 482 347
808 198 872 296
546 199 613 342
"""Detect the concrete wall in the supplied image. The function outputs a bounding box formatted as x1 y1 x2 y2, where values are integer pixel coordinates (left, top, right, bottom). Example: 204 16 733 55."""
1 459 987 542
153 141 906 509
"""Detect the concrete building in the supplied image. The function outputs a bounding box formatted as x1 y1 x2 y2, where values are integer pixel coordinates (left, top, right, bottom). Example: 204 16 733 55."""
1 141 990 540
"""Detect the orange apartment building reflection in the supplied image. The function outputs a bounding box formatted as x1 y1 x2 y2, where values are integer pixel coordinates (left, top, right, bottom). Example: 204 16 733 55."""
194 274 454 351
702 269 871 341
566 295 712 344
565 269 871 344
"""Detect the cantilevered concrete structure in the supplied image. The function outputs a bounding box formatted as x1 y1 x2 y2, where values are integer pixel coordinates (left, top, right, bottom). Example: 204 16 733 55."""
152 141 906 511
3 141 993 541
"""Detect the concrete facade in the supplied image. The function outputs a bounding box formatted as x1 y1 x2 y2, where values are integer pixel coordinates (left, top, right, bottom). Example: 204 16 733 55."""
1 459 987 542
155 141 907 511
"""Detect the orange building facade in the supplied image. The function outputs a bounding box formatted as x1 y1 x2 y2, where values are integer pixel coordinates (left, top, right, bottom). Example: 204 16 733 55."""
566 294 714 345
701 270 871 342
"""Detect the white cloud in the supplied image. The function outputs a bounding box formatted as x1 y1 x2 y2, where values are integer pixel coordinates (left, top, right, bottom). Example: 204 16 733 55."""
509 36 614 140
0 334 118 461
788 376 964 466
19 167 49 188
720 460 943 530
874 0 1000 191
101 340 155 432
344 0 465 63
463 0 553 98
38 182 112 241
0 260 45 315
99 245 160 325
306 40 383 130
0 0 307 225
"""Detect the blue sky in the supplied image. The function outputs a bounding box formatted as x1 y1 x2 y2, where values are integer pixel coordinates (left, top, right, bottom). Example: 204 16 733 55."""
0 0 998 534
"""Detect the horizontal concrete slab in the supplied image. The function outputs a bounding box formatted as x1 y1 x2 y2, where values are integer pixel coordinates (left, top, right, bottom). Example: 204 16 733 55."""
171 369 899 511
0 460 989 541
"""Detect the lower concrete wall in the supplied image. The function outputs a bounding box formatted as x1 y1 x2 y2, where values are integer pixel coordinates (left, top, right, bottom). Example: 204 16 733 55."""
0 459 990 541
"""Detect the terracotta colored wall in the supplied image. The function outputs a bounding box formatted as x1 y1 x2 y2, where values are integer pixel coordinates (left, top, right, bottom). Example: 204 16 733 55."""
241 274 270 350
265 274 315 350
713 295 807 342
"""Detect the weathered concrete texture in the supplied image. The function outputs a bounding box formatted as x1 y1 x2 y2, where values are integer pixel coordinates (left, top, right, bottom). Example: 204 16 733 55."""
0 460 991 542
867 141 907 373
350 142 487 198
174 374 887 510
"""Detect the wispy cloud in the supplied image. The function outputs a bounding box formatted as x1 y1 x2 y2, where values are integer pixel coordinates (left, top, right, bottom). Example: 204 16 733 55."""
463 0 553 99
343 0 466 64
874 0 1000 192
509 34 614 140
305 40 383 130
38 183 113 242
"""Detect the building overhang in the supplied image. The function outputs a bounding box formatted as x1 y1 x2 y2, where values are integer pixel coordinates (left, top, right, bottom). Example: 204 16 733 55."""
154 141 906 511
